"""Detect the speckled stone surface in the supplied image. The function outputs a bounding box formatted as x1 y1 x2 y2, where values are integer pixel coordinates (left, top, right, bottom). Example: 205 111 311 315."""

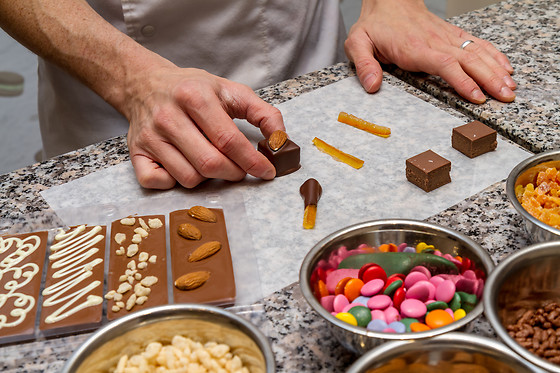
0 0 556 370
387 0 560 154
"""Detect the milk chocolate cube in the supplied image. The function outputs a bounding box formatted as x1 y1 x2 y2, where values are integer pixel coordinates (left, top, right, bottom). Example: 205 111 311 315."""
452 120 497 158
406 150 451 192
257 138 301 177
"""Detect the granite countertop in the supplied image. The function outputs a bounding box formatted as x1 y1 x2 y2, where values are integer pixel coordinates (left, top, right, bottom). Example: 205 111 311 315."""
0 0 555 371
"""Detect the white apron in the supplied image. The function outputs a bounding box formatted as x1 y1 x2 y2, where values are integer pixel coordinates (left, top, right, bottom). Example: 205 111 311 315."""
38 0 347 158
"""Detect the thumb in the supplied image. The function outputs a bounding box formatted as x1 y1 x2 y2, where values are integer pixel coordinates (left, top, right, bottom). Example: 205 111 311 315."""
345 33 384 93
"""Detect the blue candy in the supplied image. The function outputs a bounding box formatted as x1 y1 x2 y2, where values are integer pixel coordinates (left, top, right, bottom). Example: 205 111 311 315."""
388 321 406 333
367 318 388 332
403 246 416 253
353 296 371 307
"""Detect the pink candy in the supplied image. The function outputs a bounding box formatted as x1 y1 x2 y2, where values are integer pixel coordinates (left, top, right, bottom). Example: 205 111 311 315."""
435 280 456 303
367 295 392 310
400 299 427 319
361 279 385 296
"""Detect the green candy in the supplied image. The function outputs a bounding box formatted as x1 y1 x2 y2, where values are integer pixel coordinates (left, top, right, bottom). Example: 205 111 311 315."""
383 279 403 297
449 292 462 311
400 318 418 332
338 252 459 276
426 301 448 312
457 291 478 313
348 306 372 327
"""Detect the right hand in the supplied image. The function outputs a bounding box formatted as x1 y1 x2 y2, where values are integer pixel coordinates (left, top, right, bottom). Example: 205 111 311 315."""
125 66 285 189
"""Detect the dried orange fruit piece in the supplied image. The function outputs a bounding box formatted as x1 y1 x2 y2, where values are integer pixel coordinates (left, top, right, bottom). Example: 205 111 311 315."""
312 137 364 169
303 205 317 229
338 112 391 138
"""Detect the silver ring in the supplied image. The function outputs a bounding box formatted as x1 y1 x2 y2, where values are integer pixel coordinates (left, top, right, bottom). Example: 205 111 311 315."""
460 40 474 49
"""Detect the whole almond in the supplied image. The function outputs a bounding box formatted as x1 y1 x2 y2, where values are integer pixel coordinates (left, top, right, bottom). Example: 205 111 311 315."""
268 130 288 151
188 241 221 262
178 223 202 240
188 206 217 223
174 271 210 290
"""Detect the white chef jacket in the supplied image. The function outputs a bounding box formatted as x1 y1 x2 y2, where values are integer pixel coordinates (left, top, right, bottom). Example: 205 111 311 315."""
38 0 347 158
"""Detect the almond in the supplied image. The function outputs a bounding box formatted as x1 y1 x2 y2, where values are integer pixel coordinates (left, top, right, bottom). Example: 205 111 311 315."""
178 223 202 240
174 271 210 290
268 130 288 151
188 241 221 262
188 206 217 223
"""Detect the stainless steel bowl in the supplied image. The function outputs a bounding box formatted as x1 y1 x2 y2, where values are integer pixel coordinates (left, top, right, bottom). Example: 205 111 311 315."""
484 241 560 372
506 149 560 242
299 219 494 354
62 304 275 373
346 332 545 372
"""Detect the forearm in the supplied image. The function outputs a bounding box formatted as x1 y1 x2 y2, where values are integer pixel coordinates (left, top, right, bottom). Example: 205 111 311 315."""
0 0 173 119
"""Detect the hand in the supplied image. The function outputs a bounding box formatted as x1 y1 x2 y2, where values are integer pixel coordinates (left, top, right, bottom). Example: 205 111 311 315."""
125 66 285 189
345 0 516 103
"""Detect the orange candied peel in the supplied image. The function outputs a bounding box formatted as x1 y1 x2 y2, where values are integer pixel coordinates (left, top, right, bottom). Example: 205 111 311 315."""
312 137 364 169
516 166 560 229
303 205 317 229
337 112 391 138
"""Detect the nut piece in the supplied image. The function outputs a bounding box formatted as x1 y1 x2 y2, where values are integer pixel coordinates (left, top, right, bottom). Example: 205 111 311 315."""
174 271 210 290
178 223 202 240
268 129 288 151
188 241 221 262
188 206 217 223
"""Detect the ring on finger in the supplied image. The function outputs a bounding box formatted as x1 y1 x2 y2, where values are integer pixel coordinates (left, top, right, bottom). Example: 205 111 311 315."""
460 40 475 49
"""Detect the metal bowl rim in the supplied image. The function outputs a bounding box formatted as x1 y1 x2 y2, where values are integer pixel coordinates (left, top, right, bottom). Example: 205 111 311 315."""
505 150 560 238
62 303 275 372
484 240 560 372
346 331 544 373
299 218 494 341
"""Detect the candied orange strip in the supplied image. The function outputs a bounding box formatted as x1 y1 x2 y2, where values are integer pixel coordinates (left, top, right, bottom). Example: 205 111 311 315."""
303 205 317 229
312 137 364 169
338 112 391 138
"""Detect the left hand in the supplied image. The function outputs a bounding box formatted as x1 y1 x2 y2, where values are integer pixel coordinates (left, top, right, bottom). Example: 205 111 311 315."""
344 0 516 104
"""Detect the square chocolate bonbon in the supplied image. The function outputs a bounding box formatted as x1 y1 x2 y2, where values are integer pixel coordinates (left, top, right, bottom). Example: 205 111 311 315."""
257 137 301 177
452 120 497 158
406 150 451 192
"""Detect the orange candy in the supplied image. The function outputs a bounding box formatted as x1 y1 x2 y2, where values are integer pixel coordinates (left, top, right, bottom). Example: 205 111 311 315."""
337 112 391 138
335 277 352 295
410 322 431 332
425 309 454 329
344 278 364 302
314 280 329 299
312 137 364 169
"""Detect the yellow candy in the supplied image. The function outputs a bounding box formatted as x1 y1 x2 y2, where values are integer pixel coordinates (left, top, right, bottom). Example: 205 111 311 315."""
415 242 435 253
454 308 466 321
335 312 358 326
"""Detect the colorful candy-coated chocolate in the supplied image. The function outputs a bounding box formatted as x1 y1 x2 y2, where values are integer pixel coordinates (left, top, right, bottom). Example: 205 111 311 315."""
454 308 466 320
426 301 448 312
325 268 360 293
388 321 406 333
367 294 392 310
457 291 477 313
382 328 396 333
359 263 387 283
383 279 402 296
370 309 386 322
435 279 456 303
353 295 370 307
425 309 453 329
344 278 364 302
449 292 462 311
405 271 429 288
335 277 352 295
348 305 372 327
367 318 388 332
338 252 459 276
333 294 350 313
336 312 358 326
400 299 427 319
342 302 364 313
320 295 335 312
384 306 400 323
429 275 445 287
392 287 406 310
360 278 384 296
400 318 418 332
410 322 431 332
405 281 435 302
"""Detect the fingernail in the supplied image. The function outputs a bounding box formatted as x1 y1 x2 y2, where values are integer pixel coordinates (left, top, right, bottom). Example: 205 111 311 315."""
503 61 514 73
363 73 377 92
500 86 516 100
503 75 516 89
263 167 276 180
472 89 486 103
